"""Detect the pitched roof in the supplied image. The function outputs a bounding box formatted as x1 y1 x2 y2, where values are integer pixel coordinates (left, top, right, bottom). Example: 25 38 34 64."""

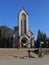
29 30 33 34
18 8 28 16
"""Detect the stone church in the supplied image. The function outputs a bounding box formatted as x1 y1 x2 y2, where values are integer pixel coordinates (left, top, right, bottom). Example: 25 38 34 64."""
13 9 34 48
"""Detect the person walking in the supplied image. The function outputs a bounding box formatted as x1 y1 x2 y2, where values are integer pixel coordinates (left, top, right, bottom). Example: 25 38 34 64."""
28 49 31 58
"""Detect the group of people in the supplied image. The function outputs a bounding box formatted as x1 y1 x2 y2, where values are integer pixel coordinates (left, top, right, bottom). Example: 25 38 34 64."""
28 49 43 58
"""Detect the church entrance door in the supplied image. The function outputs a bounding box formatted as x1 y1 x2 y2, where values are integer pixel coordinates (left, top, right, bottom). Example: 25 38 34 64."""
21 37 27 47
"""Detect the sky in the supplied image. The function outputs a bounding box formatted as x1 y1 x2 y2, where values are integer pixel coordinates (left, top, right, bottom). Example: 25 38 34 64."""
0 0 49 40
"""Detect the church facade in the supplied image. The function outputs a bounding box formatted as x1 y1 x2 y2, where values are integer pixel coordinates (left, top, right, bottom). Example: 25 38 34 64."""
13 9 34 48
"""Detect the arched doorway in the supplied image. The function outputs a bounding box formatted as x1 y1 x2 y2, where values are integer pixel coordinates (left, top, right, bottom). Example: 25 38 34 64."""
21 37 27 47
19 35 30 48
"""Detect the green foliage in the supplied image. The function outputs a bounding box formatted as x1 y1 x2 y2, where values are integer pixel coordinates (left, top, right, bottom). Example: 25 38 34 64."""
0 26 13 48
35 29 47 48
0 28 1 38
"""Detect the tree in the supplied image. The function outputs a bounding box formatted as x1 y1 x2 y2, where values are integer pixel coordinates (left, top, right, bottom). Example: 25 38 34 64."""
0 26 13 48
0 28 2 47
36 30 43 48
43 33 47 47
0 28 1 38
35 30 47 48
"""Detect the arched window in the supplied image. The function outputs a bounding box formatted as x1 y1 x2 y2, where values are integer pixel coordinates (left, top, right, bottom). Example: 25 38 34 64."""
21 13 26 34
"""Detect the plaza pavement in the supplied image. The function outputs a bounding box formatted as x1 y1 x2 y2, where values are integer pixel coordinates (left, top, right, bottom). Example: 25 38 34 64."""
0 58 49 65
0 48 49 65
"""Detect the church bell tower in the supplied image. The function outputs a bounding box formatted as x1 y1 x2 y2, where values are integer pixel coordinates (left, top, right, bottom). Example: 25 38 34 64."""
18 9 28 36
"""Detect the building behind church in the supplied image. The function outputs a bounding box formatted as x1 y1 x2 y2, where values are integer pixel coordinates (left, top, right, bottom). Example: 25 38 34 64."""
13 9 34 48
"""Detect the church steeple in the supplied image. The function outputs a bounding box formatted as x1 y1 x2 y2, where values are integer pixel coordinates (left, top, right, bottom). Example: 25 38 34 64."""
18 9 28 36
